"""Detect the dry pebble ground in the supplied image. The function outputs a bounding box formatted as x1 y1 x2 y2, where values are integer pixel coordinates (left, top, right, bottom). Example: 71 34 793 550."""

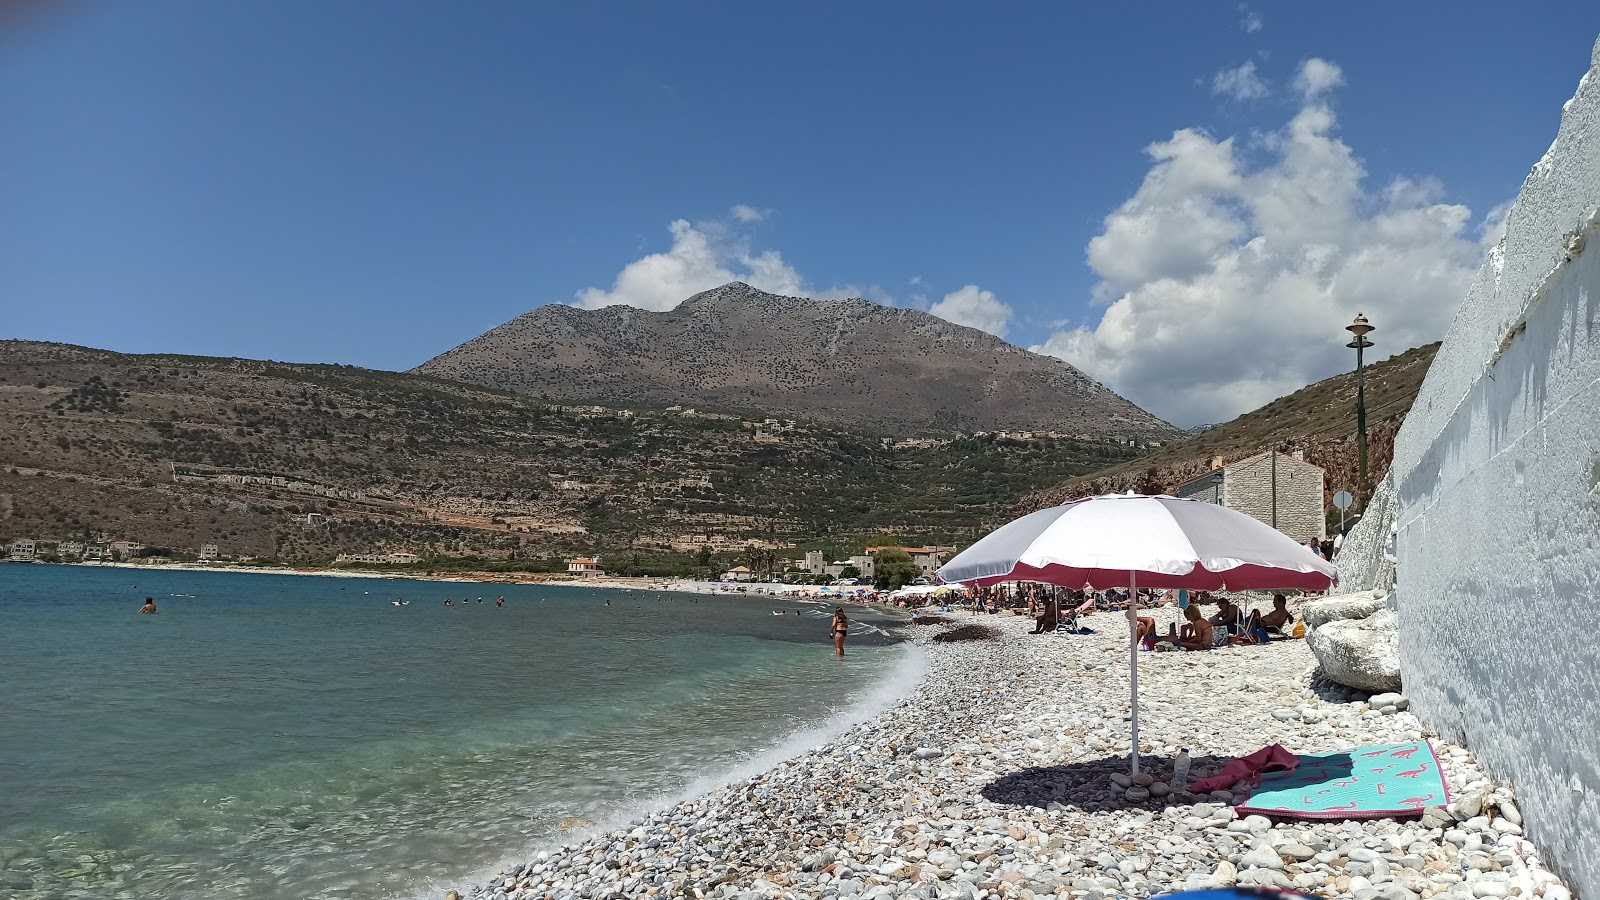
457 611 1575 900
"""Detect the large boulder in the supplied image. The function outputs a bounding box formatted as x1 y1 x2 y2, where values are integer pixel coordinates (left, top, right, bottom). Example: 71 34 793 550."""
1301 590 1388 629
1307 606 1402 692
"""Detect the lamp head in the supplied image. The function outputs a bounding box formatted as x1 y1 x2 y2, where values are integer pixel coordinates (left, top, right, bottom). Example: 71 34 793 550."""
1345 312 1375 338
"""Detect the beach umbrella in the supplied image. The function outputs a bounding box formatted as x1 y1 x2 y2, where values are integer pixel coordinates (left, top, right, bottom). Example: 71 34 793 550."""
937 493 1337 774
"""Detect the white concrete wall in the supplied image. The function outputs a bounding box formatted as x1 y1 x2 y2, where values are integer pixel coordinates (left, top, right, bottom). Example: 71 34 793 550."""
1388 36 1600 898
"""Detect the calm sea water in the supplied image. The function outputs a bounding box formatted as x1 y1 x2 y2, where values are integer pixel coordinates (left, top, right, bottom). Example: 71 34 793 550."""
0 564 918 900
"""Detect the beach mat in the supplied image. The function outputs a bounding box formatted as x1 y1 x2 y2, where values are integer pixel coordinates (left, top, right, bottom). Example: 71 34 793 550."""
1235 741 1450 820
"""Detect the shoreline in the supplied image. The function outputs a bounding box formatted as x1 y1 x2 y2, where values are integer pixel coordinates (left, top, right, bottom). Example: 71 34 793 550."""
450 611 1575 900
27 560 915 605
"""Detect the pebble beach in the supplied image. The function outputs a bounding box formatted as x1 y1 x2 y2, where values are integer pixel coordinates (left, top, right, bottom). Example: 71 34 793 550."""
453 606 1577 900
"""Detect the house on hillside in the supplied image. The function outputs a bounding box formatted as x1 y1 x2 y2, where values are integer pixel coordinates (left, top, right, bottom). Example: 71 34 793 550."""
567 557 604 578
866 546 956 579
109 541 145 559
1174 450 1325 543
199 544 220 561
57 541 85 560
721 565 753 582
9 539 36 561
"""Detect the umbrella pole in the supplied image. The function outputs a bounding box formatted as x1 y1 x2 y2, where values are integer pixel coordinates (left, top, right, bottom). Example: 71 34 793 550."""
1128 570 1140 776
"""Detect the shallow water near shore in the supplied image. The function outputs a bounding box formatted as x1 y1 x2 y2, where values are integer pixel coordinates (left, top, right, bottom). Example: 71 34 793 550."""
0 564 915 900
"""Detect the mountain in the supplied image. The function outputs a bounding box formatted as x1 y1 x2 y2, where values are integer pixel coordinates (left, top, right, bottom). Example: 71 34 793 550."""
1021 342 1441 515
0 341 1145 568
413 283 1177 438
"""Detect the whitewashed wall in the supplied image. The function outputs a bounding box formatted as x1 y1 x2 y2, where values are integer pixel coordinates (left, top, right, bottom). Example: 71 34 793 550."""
1390 36 1600 898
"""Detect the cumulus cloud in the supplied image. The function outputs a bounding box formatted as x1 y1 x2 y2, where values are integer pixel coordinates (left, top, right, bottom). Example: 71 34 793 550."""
729 204 766 223
929 285 1013 337
1032 61 1493 427
1212 60 1269 101
1294 58 1344 99
573 214 900 312
1238 4 1263 32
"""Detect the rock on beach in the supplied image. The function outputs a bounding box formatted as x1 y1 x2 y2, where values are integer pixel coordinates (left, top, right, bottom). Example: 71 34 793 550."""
453 609 1572 900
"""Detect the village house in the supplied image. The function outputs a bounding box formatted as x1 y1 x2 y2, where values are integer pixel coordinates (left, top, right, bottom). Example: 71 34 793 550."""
57 541 85 560
199 544 220 561
867 546 956 579
567 557 604 578
720 565 753 582
109 540 145 559
9 539 37 561
1174 450 1326 543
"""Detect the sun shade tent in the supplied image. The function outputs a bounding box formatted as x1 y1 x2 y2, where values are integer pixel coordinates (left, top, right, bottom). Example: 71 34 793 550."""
937 493 1337 775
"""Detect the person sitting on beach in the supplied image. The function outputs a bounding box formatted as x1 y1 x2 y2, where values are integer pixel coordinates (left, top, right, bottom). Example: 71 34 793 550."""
139 597 157 614
1258 594 1292 632
1131 608 1157 644
1155 605 1215 651
1208 598 1245 634
1030 603 1057 634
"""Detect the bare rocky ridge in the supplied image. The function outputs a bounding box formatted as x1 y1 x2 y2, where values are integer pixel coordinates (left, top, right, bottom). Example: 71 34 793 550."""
413 283 1177 437
1023 343 1441 516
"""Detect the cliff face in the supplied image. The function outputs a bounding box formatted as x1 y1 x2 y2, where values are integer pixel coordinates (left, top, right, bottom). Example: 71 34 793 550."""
413 283 1177 437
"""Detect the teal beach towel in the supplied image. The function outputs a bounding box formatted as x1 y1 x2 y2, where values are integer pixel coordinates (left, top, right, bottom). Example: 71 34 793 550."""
1235 741 1450 820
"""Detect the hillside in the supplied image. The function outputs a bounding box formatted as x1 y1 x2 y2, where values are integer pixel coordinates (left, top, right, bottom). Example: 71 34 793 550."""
1023 342 1441 514
0 341 1145 568
413 282 1178 438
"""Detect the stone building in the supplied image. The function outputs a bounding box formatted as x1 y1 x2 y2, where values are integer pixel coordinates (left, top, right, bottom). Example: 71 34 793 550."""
1174 450 1325 542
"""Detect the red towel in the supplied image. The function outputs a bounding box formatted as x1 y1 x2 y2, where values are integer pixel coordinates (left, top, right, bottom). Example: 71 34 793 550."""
1191 744 1300 794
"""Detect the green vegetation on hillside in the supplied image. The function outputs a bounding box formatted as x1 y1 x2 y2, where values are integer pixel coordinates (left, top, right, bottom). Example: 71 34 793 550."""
0 341 1143 570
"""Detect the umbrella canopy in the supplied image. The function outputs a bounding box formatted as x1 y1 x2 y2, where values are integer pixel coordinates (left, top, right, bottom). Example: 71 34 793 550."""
937 493 1337 775
938 493 1338 590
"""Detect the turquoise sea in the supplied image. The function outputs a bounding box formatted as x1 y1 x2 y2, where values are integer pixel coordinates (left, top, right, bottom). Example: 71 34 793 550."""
0 564 919 900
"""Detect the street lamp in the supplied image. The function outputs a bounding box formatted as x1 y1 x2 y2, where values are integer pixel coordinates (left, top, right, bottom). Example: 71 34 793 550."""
1346 313 1376 493
1212 471 1223 505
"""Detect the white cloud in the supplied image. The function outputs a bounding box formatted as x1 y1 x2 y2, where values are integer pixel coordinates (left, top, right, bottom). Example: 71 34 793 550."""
574 215 889 312
1033 60 1493 427
1238 4 1263 32
729 204 766 223
1294 58 1345 99
929 285 1013 337
1212 60 1270 102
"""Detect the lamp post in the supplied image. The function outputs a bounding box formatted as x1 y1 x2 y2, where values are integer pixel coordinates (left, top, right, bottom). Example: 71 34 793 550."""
1346 313 1376 494
1212 471 1223 505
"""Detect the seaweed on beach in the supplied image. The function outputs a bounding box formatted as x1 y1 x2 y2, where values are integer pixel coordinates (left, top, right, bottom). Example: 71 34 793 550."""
931 624 1001 643
912 615 953 626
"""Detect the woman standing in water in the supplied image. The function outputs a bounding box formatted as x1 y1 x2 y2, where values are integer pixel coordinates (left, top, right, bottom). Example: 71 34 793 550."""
139 597 157 614
830 608 848 657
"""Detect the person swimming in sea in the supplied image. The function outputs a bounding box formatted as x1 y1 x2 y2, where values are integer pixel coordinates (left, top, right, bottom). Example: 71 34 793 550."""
445 599 454 606
830 608 848 657
495 596 504 607
139 597 157 614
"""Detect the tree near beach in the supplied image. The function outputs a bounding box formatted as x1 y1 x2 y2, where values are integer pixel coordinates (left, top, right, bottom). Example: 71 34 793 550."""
872 548 919 590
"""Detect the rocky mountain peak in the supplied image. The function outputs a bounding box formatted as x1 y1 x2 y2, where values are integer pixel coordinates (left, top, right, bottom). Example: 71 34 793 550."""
414 283 1176 436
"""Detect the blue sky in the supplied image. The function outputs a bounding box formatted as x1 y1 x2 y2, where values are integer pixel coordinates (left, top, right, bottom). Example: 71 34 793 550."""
3 2 1598 424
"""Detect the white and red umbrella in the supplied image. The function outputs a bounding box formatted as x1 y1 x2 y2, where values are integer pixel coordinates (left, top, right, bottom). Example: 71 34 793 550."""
938 493 1337 774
